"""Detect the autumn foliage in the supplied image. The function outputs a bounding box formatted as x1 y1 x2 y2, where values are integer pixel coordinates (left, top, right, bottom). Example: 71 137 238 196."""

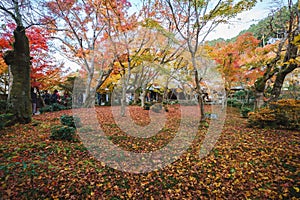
0 106 299 199
0 0 299 198
207 33 261 91
248 99 300 130
0 23 63 90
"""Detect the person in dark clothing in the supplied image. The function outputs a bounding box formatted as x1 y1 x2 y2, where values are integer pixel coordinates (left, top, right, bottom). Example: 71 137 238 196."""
42 90 51 105
62 91 69 107
51 89 60 104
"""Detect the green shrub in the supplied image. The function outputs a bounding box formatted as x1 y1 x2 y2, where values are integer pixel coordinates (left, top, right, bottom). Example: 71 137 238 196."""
39 105 52 113
234 90 246 98
240 107 252 118
60 115 81 128
171 100 179 105
50 125 76 141
0 113 14 130
248 99 300 130
104 102 111 106
163 100 179 105
52 103 67 111
143 102 152 110
61 96 72 108
39 103 68 114
227 98 242 108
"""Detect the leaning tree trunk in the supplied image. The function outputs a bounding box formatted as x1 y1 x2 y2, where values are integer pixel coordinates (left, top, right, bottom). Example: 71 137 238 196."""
253 65 274 110
269 40 299 102
269 63 299 102
4 26 31 124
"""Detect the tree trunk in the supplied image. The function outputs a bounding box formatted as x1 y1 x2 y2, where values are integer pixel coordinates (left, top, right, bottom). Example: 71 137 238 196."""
162 78 170 103
254 92 264 110
83 72 94 107
140 86 146 108
198 93 205 120
253 73 269 110
269 64 299 102
83 92 95 108
4 26 31 124
192 56 205 122
121 79 127 117
133 89 139 105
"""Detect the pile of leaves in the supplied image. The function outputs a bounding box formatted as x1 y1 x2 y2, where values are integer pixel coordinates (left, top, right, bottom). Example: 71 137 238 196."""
0 106 299 199
248 99 300 130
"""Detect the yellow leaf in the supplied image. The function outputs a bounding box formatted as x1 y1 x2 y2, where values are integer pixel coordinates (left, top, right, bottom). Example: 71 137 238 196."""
212 190 218 194
233 179 239 184
127 190 133 198
293 187 299 192
214 182 221 187
245 191 251 197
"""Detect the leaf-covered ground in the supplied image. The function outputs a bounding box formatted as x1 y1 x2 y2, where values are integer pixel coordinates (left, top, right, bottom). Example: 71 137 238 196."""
0 105 299 199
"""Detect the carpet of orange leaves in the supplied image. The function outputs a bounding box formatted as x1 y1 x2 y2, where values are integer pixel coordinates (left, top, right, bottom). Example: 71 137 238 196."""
0 105 299 199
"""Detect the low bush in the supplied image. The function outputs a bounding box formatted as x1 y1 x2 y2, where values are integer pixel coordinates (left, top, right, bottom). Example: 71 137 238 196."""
104 102 111 106
60 114 81 128
162 100 179 105
227 98 242 108
240 107 253 118
52 103 67 111
61 96 72 108
39 103 68 114
50 125 76 141
39 105 52 113
248 99 300 130
143 102 152 110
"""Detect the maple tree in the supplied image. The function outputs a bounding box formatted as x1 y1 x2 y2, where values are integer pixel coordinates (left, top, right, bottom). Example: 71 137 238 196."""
159 0 257 121
128 49 160 108
28 26 63 90
133 1 185 106
0 1 33 123
207 32 261 96
104 1 140 116
0 22 11 95
253 1 300 103
0 23 64 90
44 0 131 107
102 0 184 115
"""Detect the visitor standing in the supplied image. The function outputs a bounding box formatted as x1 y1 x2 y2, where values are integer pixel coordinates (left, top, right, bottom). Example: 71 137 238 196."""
42 90 51 105
31 87 37 115
51 89 60 104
